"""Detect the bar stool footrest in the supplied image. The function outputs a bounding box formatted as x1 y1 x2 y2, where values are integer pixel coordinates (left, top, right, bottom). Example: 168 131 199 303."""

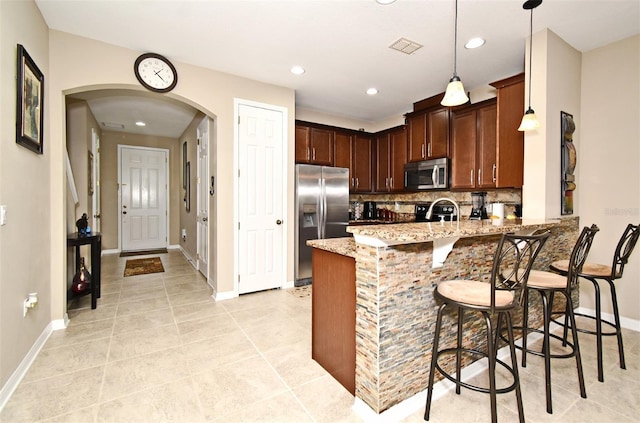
434 347 519 395
550 311 620 337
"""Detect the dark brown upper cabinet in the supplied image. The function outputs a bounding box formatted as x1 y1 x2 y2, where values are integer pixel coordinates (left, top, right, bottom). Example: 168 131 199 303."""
375 126 407 193
295 124 334 166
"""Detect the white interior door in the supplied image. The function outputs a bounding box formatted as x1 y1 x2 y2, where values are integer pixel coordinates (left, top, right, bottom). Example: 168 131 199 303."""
120 146 168 252
197 117 210 278
238 103 285 294
91 128 101 233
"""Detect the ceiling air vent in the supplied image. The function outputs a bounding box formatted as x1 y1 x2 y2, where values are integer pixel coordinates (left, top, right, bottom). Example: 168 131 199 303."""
102 121 125 129
389 38 423 55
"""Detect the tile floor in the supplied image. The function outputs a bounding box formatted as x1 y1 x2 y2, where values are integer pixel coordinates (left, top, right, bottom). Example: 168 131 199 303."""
1 250 638 422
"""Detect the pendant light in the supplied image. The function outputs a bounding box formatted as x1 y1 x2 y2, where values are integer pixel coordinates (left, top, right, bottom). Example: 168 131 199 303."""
441 0 469 107
518 0 542 131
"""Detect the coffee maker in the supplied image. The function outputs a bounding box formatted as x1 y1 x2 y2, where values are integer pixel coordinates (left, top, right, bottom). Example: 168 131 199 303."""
363 201 377 220
470 191 488 220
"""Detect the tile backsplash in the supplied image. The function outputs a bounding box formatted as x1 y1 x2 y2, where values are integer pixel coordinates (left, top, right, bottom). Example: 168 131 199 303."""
350 189 522 219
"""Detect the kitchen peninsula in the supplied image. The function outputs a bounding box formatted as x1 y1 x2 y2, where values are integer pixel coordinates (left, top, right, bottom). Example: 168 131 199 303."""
308 216 579 415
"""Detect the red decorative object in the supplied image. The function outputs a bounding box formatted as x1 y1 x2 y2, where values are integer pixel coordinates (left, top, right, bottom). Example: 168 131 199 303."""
72 257 91 294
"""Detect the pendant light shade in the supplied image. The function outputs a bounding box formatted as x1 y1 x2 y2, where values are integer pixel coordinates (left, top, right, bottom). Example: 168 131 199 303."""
518 107 541 131
441 0 469 107
519 0 542 131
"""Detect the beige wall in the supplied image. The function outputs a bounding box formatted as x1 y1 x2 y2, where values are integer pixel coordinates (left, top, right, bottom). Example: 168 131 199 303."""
579 34 640 321
47 30 295 309
178 113 206 262
0 1 51 389
100 131 182 250
523 29 582 219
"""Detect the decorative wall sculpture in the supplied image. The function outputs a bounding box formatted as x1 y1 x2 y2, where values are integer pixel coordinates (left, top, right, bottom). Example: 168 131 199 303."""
561 111 576 215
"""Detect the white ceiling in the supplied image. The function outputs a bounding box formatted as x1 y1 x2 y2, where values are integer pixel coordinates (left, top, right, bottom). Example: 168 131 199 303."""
38 0 639 137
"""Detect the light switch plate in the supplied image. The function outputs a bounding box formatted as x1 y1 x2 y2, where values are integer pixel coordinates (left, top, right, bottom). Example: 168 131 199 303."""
0 205 6 225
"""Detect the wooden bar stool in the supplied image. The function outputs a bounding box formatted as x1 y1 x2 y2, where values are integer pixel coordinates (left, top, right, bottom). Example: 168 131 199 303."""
549 223 639 382
425 231 549 423
517 224 599 414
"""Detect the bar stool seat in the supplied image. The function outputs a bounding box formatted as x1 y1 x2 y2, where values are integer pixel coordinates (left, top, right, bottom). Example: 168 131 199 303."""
548 223 639 383
425 232 549 423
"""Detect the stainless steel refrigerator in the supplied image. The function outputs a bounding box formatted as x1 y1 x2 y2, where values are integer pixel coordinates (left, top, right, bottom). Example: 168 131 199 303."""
295 164 350 286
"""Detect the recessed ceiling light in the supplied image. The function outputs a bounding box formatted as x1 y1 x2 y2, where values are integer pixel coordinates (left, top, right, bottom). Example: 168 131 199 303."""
290 65 305 75
366 88 379 95
465 37 486 49
135 121 146 127
376 0 396 4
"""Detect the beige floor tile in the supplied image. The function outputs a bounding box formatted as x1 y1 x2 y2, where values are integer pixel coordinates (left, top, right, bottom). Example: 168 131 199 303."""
243 318 311 353
293 374 364 423
108 323 181 361
167 288 213 307
177 313 240 344
214 390 314 423
44 318 114 349
192 356 288 420
1 366 103 422
116 295 171 316
67 303 118 325
113 307 175 334
97 377 205 422
100 347 190 402
263 339 328 389
171 298 226 323
23 337 109 383
43 405 98 422
182 331 259 375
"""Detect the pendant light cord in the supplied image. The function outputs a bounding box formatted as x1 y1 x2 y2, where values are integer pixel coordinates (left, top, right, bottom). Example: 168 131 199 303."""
453 0 459 77
527 7 533 108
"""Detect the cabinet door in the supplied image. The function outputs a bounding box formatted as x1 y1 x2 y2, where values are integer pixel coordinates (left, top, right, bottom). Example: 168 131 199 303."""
295 125 311 163
427 108 449 159
352 135 372 192
477 104 497 188
450 110 477 189
375 135 391 192
334 131 353 188
407 113 426 162
389 128 407 192
310 127 334 166
494 76 525 188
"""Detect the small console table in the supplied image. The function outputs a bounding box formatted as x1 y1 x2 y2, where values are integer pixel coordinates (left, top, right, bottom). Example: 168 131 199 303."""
67 232 102 309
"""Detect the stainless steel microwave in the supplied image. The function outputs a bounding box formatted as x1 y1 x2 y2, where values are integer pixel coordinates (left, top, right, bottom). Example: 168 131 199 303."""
404 158 449 190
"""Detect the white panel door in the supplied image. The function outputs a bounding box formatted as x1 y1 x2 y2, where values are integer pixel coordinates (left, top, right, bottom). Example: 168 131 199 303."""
197 117 210 278
238 104 285 294
120 146 168 251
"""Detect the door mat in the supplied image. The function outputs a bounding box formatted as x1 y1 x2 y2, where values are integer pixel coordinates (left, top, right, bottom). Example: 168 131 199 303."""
120 248 168 257
288 285 311 298
124 257 165 277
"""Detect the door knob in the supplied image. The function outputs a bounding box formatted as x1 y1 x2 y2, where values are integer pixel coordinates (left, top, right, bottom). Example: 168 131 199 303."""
202 217 208 222
276 219 283 225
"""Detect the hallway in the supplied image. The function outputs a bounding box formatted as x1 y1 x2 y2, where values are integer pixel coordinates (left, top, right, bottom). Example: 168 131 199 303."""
1 250 639 422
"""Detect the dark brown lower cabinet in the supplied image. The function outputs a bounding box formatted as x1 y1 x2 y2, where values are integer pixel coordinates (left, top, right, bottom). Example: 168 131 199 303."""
311 248 356 395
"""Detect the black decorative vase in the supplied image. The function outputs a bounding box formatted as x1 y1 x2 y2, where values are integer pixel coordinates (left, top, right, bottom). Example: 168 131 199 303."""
72 257 91 294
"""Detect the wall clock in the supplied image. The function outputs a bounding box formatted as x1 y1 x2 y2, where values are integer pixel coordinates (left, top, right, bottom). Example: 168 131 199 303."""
133 53 178 93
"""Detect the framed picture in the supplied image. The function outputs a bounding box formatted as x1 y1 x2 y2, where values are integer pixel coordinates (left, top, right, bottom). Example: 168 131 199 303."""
16 44 44 154
182 141 187 189
184 161 191 212
560 111 576 215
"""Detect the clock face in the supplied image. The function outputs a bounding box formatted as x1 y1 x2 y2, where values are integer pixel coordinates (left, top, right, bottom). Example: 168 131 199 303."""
134 53 178 93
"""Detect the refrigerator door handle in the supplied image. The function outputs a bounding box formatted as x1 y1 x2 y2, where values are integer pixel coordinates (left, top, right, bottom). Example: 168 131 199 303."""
320 177 327 239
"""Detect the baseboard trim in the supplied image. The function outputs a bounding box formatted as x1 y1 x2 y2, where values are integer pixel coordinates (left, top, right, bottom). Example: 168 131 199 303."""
0 321 55 412
575 306 640 332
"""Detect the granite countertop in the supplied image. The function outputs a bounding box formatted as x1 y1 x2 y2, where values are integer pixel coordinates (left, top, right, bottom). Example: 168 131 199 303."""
307 237 357 258
346 218 563 246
